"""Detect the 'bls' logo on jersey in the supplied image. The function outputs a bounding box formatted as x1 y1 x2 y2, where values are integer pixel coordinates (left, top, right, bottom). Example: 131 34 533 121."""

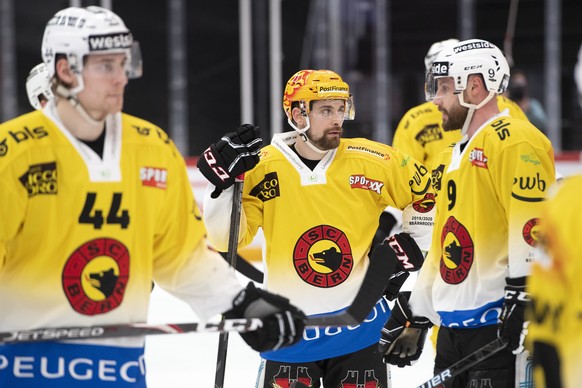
349 175 384 194
140 167 168 189
250 172 280 202
19 162 58 197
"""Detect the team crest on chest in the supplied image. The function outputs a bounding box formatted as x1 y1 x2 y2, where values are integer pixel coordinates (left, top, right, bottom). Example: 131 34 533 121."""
62 238 129 315
440 216 474 284
293 225 353 288
522 217 541 247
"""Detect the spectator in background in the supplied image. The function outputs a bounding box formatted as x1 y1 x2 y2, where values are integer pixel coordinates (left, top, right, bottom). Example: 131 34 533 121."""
507 68 548 134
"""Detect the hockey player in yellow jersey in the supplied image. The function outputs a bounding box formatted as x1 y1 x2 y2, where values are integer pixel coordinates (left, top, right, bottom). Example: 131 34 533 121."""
527 44 582 388
527 176 582 388
198 69 435 387
375 39 529 283
392 39 529 170
0 6 305 387
378 39 555 387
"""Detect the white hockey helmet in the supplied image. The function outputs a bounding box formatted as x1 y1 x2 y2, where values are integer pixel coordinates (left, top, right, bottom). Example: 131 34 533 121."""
575 43 582 108
41 6 142 83
26 63 54 110
425 39 510 101
424 38 459 73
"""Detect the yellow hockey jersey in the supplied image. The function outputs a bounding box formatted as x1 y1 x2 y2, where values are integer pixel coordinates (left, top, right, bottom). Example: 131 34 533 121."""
204 131 434 362
392 96 528 170
410 112 555 328
528 175 582 388
0 102 242 387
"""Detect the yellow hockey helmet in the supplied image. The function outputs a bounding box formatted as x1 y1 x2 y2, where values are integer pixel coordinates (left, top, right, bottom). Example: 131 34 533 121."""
283 69 355 120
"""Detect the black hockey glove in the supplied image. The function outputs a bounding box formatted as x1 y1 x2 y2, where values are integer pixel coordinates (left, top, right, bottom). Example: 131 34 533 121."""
378 292 432 367
385 233 424 272
498 276 530 354
383 270 410 301
224 282 306 352
197 124 262 198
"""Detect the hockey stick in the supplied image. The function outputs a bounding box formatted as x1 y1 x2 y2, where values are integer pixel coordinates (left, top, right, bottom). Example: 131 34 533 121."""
215 177 244 388
219 252 264 283
305 244 397 327
503 0 520 68
415 338 508 388
0 318 265 344
0 242 397 344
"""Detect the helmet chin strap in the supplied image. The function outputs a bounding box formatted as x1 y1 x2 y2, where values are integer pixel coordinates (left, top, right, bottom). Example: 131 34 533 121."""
55 74 104 127
286 114 329 156
457 90 496 137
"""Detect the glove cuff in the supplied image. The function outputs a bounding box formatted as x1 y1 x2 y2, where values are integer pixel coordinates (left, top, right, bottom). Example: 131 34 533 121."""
505 276 527 290
230 282 260 316
391 292 432 329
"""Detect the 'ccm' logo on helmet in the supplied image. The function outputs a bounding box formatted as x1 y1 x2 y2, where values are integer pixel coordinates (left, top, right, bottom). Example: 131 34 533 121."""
88 32 133 51
431 62 449 76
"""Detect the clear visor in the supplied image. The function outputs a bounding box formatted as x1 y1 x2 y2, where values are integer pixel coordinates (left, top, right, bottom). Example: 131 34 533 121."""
425 73 438 101
126 41 143 79
308 95 356 120
345 95 355 120
301 96 355 120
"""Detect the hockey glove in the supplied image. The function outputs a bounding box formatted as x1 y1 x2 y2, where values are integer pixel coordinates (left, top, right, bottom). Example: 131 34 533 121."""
371 232 424 280
224 282 306 352
498 276 531 354
383 270 410 301
379 292 432 367
197 124 262 198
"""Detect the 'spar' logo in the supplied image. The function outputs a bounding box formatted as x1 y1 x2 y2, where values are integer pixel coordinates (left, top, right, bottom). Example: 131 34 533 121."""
140 167 167 189
349 175 384 194
19 162 58 197
469 148 488 168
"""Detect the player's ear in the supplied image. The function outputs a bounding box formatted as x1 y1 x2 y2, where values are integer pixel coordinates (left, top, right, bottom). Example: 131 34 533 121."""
292 107 306 127
55 57 76 86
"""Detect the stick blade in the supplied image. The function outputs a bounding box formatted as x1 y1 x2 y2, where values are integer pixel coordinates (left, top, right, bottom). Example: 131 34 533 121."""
306 246 397 327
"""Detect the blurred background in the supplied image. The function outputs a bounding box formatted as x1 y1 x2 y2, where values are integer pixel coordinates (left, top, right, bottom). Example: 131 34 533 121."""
1 0 582 156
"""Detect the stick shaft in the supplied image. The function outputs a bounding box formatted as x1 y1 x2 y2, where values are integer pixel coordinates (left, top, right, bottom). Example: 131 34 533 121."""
214 178 244 388
416 338 508 388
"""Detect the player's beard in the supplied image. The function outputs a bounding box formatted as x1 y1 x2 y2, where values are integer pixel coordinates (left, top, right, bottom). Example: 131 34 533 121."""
441 103 469 131
307 127 343 150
